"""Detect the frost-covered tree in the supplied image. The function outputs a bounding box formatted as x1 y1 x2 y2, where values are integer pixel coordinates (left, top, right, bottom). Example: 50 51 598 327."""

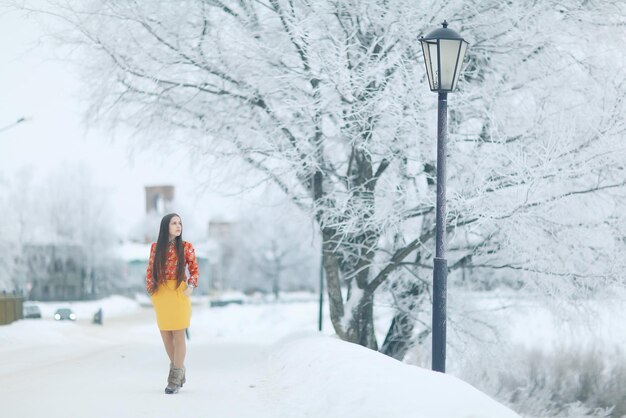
42 164 118 297
227 203 319 296
2 164 118 297
19 0 626 357
0 167 40 292
4 168 37 292
0 174 16 291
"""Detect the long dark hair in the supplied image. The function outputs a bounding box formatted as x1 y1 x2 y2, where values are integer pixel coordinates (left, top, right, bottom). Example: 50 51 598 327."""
150 213 186 293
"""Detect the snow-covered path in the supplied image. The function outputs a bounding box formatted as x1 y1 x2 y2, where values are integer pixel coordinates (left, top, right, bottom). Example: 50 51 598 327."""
4 343 273 417
1 298 521 418
1 307 273 418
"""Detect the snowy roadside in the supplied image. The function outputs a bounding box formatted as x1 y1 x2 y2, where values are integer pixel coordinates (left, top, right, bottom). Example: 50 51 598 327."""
0 295 521 418
265 333 520 418
25 295 142 321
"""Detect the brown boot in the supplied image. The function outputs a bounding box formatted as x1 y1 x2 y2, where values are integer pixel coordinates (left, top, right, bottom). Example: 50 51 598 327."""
165 367 184 394
170 363 185 387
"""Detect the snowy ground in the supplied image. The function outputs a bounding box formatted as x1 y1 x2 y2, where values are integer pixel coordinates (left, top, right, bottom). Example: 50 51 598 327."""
1 295 519 418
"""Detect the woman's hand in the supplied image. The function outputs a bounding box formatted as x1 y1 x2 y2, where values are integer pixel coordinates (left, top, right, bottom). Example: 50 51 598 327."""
183 286 194 297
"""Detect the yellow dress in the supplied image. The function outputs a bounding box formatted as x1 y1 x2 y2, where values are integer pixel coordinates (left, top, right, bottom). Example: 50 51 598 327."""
146 241 199 331
150 280 191 330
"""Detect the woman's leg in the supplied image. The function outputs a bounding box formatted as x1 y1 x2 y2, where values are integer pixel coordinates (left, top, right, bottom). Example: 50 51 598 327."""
172 329 187 368
159 330 175 364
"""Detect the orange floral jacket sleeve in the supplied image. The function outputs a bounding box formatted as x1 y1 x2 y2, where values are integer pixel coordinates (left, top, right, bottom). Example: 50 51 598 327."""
184 242 199 288
145 243 157 293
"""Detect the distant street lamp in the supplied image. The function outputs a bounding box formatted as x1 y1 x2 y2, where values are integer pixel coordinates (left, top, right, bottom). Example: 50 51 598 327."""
318 253 324 331
419 20 469 373
0 117 29 134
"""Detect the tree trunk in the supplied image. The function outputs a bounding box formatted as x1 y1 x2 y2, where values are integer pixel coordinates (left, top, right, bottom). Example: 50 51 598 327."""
380 281 426 360
380 312 416 360
346 290 378 350
322 226 380 349
322 239 347 340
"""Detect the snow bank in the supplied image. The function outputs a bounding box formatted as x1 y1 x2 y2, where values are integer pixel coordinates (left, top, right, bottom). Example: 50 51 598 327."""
189 301 335 344
1 296 141 348
29 295 141 321
0 319 73 348
266 333 521 418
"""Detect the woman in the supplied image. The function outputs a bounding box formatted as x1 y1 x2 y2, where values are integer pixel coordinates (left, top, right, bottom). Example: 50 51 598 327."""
146 213 199 394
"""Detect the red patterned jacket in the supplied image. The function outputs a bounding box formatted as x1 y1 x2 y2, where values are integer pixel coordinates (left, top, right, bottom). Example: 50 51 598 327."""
146 241 199 292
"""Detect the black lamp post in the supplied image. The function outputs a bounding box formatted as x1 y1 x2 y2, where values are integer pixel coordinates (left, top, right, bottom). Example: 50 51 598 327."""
419 20 469 373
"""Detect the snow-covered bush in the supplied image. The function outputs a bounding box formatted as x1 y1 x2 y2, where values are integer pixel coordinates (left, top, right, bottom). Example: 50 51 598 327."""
430 291 626 418
466 344 624 418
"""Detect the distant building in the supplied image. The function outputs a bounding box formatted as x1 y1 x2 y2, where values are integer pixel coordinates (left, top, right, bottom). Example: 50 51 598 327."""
25 243 86 301
145 185 174 214
208 220 235 239
115 241 153 294
207 220 237 290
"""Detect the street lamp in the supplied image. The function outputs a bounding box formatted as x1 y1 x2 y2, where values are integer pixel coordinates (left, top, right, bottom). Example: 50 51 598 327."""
419 20 469 373
0 117 29 134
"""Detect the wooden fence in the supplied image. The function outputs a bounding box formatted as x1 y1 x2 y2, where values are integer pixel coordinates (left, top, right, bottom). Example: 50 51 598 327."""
0 292 24 325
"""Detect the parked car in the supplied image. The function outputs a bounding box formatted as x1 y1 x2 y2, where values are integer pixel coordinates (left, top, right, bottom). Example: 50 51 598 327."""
54 308 76 321
23 304 42 319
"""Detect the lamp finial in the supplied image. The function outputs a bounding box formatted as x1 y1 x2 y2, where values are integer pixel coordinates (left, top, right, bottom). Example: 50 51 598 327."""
442 20 448 28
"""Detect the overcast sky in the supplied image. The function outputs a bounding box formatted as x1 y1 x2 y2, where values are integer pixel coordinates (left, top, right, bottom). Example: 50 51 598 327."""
0 8 253 239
